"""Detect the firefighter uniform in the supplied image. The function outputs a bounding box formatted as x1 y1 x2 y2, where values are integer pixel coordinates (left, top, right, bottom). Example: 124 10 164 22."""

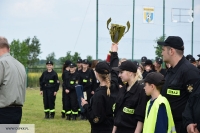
64 63 79 120
157 36 200 133
161 57 200 132
182 78 200 132
113 82 149 133
78 60 93 104
61 60 71 118
155 57 166 76
39 61 60 119
83 52 119 133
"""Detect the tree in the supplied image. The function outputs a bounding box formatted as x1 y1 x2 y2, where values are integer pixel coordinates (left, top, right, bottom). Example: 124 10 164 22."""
46 52 55 62
71 52 81 64
59 51 81 65
25 36 42 67
154 35 166 58
87 55 93 62
59 51 72 65
10 39 29 67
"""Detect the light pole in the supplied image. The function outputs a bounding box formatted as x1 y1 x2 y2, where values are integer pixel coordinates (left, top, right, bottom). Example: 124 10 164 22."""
96 0 99 59
132 0 135 60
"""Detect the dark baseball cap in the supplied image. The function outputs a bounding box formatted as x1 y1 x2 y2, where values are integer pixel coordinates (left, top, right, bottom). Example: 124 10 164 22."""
95 61 110 74
188 57 196 63
77 58 82 63
46 60 53 65
113 60 137 73
185 54 194 60
197 54 200 61
82 59 89 64
155 57 163 64
145 59 153 66
144 72 165 86
157 36 184 51
133 61 139 68
141 56 147 62
69 63 76 68
65 60 71 67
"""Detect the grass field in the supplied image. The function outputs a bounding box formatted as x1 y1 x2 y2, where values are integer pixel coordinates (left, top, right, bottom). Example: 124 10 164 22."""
21 88 90 133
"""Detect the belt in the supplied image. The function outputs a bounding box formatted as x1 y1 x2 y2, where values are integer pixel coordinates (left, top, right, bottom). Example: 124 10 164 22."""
8 104 23 107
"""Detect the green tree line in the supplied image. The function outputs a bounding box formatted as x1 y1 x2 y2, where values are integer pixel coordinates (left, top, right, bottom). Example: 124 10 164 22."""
10 36 93 67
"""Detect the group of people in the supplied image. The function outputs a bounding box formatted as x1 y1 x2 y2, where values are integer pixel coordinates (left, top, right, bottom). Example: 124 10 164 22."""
39 36 200 133
1 35 200 133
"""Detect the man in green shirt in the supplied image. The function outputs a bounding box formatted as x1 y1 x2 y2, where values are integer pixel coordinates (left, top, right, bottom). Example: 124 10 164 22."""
0 36 26 124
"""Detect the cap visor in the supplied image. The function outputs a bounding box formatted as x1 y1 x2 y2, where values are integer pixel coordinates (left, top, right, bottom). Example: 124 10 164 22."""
157 41 166 46
112 67 122 72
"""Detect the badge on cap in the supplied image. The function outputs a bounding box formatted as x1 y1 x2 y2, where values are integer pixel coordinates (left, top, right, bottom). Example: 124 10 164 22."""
93 117 99 123
104 70 108 73
187 84 193 92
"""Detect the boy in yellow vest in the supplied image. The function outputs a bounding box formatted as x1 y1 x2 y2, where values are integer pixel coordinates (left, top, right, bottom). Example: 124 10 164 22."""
143 72 176 133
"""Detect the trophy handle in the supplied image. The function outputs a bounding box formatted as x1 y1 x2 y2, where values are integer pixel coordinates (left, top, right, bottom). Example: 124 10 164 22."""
107 18 112 30
125 21 130 34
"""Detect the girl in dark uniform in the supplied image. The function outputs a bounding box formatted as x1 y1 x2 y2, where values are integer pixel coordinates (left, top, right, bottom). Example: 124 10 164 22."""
142 59 155 79
65 63 79 120
90 60 99 94
61 60 71 118
154 57 166 76
112 60 149 133
79 59 93 104
81 43 119 133
79 59 93 119
39 61 60 119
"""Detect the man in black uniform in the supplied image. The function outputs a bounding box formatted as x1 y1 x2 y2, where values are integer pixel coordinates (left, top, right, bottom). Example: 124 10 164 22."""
182 78 200 133
40 61 60 119
154 57 166 76
157 36 200 133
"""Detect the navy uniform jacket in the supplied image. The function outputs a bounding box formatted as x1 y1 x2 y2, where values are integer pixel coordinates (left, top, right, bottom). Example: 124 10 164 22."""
78 69 93 91
65 71 79 91
182 78 200 131
62 70 69 88
113 82 149 130
83 52 119 131
39 69 60 92
161 57 200 122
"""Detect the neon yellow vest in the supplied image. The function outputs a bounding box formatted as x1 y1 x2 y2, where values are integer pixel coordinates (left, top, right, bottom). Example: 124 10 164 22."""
143 95 176 133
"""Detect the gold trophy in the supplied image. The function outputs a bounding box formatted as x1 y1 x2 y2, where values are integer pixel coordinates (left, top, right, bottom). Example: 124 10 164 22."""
107 18 130 44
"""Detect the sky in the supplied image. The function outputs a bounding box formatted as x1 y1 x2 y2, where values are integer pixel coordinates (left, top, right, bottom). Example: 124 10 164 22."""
0 0 200 60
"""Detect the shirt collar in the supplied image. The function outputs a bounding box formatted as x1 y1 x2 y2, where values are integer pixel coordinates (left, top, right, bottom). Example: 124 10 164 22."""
0 53 10 59
170 56 185 74
127 81 139 94
95 86 107 92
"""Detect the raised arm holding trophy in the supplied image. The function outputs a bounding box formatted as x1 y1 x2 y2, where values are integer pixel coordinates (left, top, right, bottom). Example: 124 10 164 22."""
106 18 130 63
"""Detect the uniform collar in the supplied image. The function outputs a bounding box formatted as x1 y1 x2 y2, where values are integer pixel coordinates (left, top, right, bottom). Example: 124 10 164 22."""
169 56 185 74
95 86 107 92
0 52 10 59
126 81 139 94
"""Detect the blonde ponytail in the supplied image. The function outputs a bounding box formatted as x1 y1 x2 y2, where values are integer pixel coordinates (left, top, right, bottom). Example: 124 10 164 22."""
137 69 143 80
98 73 111 96
105 74 111 96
